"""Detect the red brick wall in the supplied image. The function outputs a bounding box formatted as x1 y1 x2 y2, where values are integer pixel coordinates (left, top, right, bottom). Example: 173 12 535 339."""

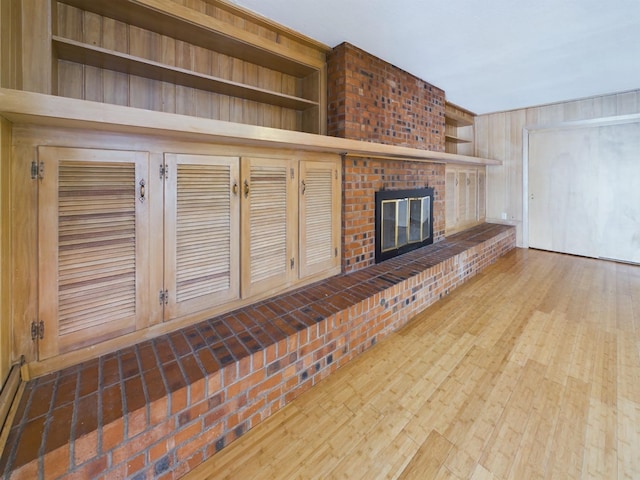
327 42 446 150
342 158 445 272
327 42 448 272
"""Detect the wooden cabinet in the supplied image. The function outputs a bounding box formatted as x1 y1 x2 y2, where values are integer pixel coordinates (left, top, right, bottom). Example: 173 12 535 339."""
164 154 240 320
37 147 151 359
445 102 475 156
299 160 341 278
446 165 486 234
32 138 340 359
239 157 341 296
20 0 328 133
241 157 297 298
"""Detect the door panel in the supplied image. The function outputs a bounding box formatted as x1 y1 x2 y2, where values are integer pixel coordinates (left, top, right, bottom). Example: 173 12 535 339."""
529 121 640 263
478 169 486 220
164 154 240 319
596 122 640 263
241 157 296 297
445 169 457 228
38 147 149 359
299 160 340 278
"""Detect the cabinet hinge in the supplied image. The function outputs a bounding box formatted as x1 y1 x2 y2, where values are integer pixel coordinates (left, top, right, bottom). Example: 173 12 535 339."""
31 320 44 341
159 289 169 305
159 163 168 179
290 257 295 269
335 247 338 257
31 161 44 180
335 169 338 180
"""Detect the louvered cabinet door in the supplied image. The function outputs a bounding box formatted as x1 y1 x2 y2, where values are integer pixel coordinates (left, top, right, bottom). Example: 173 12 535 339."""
241 157 297 298
164 154 240 320
457 170 469 227
299 159 341 278
477 168 486 221
445 168 458 230
466 169 478 224
38 147 150 359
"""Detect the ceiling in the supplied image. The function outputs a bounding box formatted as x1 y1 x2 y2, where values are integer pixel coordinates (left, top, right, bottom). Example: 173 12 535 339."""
231 0 640 115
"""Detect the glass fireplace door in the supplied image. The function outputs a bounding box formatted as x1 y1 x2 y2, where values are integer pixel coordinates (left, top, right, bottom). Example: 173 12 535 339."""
376 187 434 263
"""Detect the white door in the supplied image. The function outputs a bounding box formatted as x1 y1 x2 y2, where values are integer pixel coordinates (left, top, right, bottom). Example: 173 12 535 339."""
596 122 640 264
528 120 640 264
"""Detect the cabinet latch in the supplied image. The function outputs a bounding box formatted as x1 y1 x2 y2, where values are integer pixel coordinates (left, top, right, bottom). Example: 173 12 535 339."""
31 320 44 341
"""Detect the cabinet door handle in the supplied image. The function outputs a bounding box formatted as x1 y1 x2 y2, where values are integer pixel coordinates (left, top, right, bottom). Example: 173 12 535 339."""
232 182 238 195
244 179 250 198
301 180 306 195
139 179 146 202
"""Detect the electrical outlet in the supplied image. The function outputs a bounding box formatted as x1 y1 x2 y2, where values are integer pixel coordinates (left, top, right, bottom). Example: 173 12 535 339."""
501 212 507 220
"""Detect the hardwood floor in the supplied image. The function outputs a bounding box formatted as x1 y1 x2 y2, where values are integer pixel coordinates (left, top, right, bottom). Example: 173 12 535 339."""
183 248 640 479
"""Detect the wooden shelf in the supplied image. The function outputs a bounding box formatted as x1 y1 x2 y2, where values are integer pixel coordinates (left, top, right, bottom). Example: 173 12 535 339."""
53 37 319 111
56 0 326 77
445 134 472 144
445 102 474 127
0 89 501 166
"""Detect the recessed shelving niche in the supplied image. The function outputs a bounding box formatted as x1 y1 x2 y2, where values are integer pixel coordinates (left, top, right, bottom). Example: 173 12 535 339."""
52 0 329 133
445 102 475 155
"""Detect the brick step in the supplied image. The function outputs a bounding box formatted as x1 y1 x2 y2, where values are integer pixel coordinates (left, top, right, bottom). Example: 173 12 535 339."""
0 223 516 479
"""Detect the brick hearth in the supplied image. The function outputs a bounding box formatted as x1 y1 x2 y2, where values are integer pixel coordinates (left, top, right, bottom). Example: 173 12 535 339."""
0 224 515 479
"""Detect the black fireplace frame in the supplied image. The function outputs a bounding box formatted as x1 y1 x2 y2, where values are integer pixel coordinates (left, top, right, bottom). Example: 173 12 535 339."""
374 187 434 263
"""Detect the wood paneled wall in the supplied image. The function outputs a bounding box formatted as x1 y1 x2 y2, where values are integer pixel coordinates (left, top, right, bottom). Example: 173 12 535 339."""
475 89 640 246
0 0 20 89
0 118 11 385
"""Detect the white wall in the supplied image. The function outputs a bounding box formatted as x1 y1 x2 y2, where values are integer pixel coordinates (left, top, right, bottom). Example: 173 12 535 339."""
475 89 640 247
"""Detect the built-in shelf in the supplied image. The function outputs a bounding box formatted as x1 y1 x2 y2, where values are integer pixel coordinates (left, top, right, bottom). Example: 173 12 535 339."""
53 37 319 111
445 102 475 154
445 134 471 144
56 0 325 77
445 102 474 127
0 89 501 166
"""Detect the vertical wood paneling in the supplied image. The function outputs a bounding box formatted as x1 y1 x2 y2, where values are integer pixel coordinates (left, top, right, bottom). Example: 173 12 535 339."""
476 89 640 248
485 112 507 232
616 91 639 115
102 17 129 106
477 169 486 220
0 119 12 383
0 0 21 89
21 0 52 93
10 139 38 365
508 109 526 239
445 169 457 229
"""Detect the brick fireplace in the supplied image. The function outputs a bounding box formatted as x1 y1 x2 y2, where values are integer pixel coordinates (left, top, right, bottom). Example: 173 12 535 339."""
327 42 448 272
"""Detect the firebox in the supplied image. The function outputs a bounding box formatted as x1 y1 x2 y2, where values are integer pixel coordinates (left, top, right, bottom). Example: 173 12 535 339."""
375 187 434 263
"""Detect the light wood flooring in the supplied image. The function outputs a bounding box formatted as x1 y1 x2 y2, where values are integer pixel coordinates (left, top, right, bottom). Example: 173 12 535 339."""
184 248 640 479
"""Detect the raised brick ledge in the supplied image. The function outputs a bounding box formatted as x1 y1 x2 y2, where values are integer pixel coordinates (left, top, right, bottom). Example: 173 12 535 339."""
0 223 516 480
